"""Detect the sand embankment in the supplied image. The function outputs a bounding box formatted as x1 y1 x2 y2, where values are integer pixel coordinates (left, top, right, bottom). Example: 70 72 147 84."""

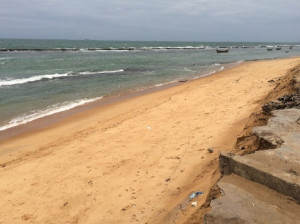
0 57 299 223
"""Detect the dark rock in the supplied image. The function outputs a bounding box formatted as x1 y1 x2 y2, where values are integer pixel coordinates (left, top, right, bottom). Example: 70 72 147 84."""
207 148 214 153
263 93 300 113
288 169 299 176
278 94 295 103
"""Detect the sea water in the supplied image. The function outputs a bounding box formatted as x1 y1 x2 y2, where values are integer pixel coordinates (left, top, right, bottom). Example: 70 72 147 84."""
0 39 299 131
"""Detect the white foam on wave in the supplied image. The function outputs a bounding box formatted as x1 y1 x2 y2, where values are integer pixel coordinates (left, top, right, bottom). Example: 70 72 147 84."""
0 69 125 87
0 57 13 60
192 70 217 79
79 69 124 75
95 49 130 53
154 80 177 87
183 68 195 73
0 97 103 132
79 48 89 52
0 57 13 65
0 72 72 87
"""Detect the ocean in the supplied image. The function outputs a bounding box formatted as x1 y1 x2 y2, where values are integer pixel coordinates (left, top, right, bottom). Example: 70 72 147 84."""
0 39 300 132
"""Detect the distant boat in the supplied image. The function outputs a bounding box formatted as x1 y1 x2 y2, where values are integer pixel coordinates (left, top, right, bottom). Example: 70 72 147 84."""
216 47 230 53
267 46 273 51
289 46 293 49
276 46 281 50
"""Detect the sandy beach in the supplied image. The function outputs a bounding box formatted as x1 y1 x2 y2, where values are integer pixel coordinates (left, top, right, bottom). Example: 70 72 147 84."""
0 57 300 223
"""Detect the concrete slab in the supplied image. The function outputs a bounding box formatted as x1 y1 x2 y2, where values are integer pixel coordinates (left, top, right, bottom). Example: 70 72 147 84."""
206 80 300 223
253 108 300 150
204 174 300 224
223 109 300 202
232 147 300 203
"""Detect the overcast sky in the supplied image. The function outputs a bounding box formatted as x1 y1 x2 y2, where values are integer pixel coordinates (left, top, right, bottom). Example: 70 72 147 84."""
1 0 300 42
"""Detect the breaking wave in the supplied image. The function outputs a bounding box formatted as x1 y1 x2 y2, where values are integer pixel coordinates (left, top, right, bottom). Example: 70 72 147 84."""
79 69 124 75
0 69 124 87
0 72 72 87
0 97 103 131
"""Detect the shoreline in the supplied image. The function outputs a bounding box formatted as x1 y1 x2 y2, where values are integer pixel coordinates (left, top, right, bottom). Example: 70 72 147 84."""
0 55 293 141
0 81 179 141
1 48 299 139
0 57 300 223
0 60 238 142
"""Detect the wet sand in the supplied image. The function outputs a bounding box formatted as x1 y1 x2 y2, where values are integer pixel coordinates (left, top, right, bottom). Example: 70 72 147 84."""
0 57 299 223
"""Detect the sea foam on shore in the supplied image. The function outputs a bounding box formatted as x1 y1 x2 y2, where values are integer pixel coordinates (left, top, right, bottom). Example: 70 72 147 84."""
0 97 102 131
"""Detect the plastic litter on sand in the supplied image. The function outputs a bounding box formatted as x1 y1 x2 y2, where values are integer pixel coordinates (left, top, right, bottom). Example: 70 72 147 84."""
189 191 204 199
191 201 197 207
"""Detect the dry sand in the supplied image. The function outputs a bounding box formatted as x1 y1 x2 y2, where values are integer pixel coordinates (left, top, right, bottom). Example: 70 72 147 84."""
0 57 299 224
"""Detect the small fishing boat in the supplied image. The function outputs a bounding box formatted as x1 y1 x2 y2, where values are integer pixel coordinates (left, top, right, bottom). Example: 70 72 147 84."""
276 46 281 50
216 47 230 53
267 46 273 51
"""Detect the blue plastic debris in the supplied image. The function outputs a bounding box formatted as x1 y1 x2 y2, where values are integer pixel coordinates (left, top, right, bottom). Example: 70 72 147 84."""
189 191 204 199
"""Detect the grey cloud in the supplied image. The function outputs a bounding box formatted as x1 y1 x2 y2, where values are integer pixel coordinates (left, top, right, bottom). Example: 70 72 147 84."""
0 0 299 41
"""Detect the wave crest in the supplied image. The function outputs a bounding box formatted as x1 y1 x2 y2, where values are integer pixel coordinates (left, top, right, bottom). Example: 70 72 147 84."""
0 72 71 87
79 69 124 75
0 69 124 87
0 97 103 131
